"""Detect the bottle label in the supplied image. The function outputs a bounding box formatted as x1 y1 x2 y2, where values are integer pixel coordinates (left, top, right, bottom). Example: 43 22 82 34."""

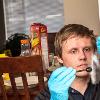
20 39 29 44
20 39 31 56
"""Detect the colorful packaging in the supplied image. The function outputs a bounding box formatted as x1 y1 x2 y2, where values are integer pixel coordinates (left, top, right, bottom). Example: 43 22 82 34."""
30 23 49 72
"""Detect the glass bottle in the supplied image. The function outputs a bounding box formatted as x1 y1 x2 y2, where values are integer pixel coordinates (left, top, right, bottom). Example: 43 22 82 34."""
20 39 31 56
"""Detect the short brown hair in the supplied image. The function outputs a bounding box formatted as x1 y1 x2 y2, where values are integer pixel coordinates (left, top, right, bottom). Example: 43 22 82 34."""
55 24 97 58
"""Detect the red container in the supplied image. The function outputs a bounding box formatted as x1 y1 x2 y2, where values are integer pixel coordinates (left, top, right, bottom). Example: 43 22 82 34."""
30 23 49 72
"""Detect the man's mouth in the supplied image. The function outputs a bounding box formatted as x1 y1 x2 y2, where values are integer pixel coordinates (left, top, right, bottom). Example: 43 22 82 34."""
77 67 92 73
75 64 89 72
76 64 88 68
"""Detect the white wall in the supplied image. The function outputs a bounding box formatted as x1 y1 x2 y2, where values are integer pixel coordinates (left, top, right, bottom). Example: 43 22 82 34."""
64 0 100 35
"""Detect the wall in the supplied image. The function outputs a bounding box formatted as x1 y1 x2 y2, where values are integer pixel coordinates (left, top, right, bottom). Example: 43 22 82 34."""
64 0 100 35
0 0 6 52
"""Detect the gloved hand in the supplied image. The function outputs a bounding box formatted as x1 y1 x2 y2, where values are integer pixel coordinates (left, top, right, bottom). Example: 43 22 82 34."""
48 67 76 100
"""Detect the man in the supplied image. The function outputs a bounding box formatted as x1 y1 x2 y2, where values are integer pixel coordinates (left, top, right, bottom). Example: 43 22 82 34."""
35 24 100 100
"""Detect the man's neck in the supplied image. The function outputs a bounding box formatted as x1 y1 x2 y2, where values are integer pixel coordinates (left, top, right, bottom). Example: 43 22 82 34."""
71 76 90 95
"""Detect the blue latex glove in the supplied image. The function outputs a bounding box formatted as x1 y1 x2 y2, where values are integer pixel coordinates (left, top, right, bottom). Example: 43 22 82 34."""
48 67 76 100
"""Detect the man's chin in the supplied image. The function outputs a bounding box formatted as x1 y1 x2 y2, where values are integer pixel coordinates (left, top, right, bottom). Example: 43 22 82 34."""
76 72 90 77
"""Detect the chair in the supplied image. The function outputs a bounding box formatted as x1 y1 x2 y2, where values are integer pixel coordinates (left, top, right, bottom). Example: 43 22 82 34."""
0 55 45 100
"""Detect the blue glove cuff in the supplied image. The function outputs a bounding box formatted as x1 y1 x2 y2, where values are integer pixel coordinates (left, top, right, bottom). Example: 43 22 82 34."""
50 92 68 100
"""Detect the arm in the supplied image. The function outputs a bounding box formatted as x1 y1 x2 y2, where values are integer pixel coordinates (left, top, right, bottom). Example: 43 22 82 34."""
34 86 50 100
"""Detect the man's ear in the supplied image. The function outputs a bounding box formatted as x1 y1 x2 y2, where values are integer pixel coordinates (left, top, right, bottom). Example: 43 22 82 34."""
56 56 63 64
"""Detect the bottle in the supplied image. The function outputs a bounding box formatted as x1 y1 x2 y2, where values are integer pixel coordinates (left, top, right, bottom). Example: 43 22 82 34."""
20 39 31 56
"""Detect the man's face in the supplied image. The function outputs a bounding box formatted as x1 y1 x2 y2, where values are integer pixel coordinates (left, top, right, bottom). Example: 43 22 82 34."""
59 36 94 77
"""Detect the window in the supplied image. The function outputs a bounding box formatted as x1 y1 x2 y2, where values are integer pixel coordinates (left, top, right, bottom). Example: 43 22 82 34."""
3 0 64 39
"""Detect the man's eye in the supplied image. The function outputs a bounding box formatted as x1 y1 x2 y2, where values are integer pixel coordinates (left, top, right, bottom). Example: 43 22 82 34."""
70 50 77 54
84 48 91 52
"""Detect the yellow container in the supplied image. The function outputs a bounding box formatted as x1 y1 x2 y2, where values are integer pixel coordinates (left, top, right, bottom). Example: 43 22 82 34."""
0 54 10 80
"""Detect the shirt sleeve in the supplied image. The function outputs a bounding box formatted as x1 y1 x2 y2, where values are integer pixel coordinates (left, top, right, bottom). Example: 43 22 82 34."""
34 86 50 100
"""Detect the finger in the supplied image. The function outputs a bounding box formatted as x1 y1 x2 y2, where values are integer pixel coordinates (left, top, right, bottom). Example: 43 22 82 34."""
54 67 75 82
65 75 76 86
49 67 67 81
60 69 76 84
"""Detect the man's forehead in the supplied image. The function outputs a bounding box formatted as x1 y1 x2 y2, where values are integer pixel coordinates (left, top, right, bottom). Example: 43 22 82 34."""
64 35 91 43
62 36 92 48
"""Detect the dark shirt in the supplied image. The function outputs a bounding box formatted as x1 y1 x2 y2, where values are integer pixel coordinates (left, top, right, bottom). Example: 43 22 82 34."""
35 82 100 100
68 82 96 100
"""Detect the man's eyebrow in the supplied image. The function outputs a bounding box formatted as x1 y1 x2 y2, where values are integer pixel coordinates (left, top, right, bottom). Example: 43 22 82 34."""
67 46 92 51
83 46 93 48
69 48 77 50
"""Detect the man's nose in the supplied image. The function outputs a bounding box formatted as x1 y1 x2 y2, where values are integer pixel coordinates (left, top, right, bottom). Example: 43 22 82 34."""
79 51 87 60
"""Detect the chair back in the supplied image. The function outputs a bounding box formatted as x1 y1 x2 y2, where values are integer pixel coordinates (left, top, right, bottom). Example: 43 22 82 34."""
0 55 45 100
